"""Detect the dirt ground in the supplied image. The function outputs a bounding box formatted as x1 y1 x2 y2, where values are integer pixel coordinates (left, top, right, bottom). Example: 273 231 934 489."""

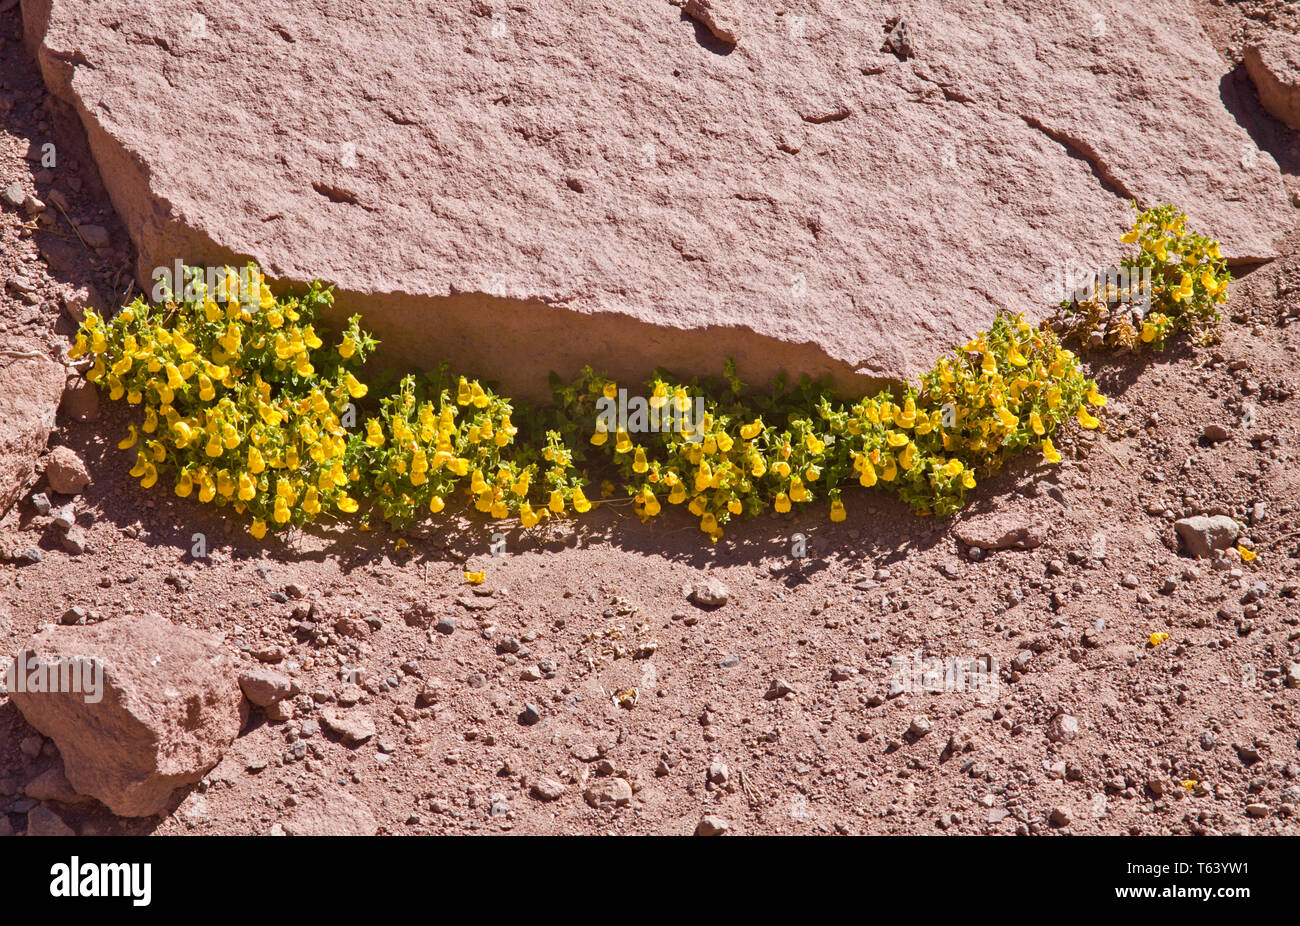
1 0 1299 836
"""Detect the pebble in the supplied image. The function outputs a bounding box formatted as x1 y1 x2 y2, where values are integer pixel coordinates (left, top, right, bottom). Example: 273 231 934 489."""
435 617 456 635
764 678 795 700
530 778 566 802
686 578 730 608
78 224 110 248
1046 713 1079 744
908 716 933 738
583 777 633 808
695 815 730 836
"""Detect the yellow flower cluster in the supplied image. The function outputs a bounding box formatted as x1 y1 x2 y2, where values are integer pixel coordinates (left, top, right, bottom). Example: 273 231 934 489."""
1057 203 1231 351
73 204 1227 545
356 370 584 528
574 311 1099 539
71 265 376 538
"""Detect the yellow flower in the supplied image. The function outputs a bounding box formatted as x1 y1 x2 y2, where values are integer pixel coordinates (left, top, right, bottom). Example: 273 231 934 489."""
1238 545 1257 563
1041 438 1061 464
774 492 791 513
336 493 359 513
1076 407 1100 429
829 498 846 522
250 519 267 539
1148 631 1169 647
464 570 486 585
175 472 193 498
344 373 367 399
740 420 762 440
572 487 591 513
118 425 139 450
1181 779 1198 791
1087 390 1106 407
1029 411 1044 436
365 419 386 448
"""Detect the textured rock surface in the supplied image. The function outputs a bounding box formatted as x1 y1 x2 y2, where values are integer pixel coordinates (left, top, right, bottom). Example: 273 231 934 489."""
43 445 90 495
280 788 378 836
0 350 65 516
23 0 1292 397
1174 514 1240 557
9 614 244 817
1245 31 1300 131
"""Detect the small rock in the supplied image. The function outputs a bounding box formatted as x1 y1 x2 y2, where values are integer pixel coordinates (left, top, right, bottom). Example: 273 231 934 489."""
1049 805 1072 827
695 814 730 836
1046 713 1079 744
26 804 75 836
44 446 90 495
1174 515 1239 558
238 668 294 708
1202 423 1230 442
530 778 566 802
319 707 375 744
78 225 111 248
686 578 730 608
583 777 633 809
908 716 933 738
763 678 795 700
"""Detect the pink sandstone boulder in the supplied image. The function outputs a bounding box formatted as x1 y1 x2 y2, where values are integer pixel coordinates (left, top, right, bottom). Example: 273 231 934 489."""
21 0 1293 398
1245 30 1300 131
0 348 65 516
9 613 244 817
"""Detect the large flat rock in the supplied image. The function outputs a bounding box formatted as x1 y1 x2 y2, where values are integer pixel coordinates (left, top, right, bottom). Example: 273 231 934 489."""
22 0 1293 397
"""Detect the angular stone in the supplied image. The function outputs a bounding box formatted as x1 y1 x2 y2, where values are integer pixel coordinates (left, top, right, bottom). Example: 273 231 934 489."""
1245 32 1300 131
23 763 89 804
238 668 294 708
280 788 378 836
26 804 75 836
583 777 633 808
44 445 90 495
0 353 65 516
319 707 375 744
9 614 244 817
24 1 1289 400
1174 515 1239 558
